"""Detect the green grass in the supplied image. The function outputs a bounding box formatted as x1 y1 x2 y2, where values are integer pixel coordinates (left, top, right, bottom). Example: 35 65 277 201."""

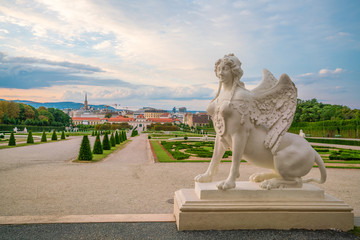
150 140 173 162
349 226 360 237
75 140 130 163
0 138 68 149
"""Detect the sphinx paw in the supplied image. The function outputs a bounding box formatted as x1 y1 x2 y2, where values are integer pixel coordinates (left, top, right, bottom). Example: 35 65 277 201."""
217 179 236 190
260 179 278 190
249 173 265 182
194 173 212 183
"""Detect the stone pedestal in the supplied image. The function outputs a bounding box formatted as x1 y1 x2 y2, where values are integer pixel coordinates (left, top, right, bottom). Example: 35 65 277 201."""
174 181 353 231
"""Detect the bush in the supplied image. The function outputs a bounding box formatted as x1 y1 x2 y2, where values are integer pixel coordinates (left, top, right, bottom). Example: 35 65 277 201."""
78 135 92 160
122 131 127 141
110 133 116 147
102 133 111 150
41 130 47 142
51 130 57 141
115 131 120 144
306 138 360 146
61 130 66 140
27 130 34 144
93 134 103 154
184 136 188 140
8 132 16 146
329 149 360 161
0 134 4 139
148 135 151 139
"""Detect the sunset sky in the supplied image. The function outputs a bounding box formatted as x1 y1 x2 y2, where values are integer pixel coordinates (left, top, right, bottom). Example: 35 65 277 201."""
0 0 359 110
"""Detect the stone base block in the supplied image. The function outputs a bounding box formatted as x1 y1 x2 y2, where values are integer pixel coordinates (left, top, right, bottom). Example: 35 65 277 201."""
174 181 353 231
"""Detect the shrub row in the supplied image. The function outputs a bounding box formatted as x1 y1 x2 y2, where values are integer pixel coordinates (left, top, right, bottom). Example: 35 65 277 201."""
329 149 360 161
305 138 360 146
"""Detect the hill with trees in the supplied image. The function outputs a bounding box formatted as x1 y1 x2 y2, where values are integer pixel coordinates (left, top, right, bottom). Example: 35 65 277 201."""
289 99 360 138
0 100 71 127
293 99 359 123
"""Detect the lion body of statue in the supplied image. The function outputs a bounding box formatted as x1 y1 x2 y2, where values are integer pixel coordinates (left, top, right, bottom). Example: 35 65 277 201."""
194 54 326 190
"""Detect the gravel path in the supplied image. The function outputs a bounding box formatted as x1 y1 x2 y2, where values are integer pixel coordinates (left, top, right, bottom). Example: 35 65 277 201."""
0 134 359 217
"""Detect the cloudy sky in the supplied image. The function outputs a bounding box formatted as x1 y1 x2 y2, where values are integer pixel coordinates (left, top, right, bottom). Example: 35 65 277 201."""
0 0 359 110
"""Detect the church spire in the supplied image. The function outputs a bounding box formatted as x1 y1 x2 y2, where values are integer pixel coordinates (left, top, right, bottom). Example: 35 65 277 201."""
84 92 88 110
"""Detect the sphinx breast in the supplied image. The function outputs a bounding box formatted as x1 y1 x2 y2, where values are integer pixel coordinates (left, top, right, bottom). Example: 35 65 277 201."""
206 101 216 116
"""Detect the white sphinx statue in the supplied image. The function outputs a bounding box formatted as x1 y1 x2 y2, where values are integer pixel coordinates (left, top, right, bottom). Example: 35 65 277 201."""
194 54 326 190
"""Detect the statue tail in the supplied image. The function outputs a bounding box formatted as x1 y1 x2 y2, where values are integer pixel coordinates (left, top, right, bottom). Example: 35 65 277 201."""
303 151 327 184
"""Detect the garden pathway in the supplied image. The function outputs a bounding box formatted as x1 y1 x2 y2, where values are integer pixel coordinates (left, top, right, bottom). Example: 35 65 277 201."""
0 134 359 218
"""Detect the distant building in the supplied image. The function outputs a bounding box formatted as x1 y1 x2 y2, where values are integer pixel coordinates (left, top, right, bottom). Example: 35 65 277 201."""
144 109 168 119
178 107 186 113
185 113 210 127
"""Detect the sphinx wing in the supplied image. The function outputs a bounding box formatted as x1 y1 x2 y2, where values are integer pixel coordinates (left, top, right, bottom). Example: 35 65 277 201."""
251 69 278 94
250 73 297 154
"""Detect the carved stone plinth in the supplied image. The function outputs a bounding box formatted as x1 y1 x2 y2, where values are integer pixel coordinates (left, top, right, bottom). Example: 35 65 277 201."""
174 182 353 231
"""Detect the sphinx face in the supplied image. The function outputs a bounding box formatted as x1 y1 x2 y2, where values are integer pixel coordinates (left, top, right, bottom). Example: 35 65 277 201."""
217 62 233 85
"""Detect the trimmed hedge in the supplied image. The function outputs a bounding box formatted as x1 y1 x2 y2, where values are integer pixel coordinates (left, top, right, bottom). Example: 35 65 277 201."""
78 135 93 160
8 132 16 146
289 119 360 138
329 149 360 161
110 133 116 147
27 130 34 143
115 131 120 144
41 130 47 142
102 133 111 150
93 134 103 154
305 138 360 146
51 130 57 141
61 130 66 140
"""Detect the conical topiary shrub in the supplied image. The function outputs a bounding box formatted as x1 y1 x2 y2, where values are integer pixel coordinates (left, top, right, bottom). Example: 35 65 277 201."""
102 133 111 150
61 130 66 140
115 131 120 144
51 130 57 141
27 130 34 143
78 135 92 161
41 130 47 142
91 130 95 136
122 131 127 141
8 132 16 146
110 133 116 147
93 134 103 154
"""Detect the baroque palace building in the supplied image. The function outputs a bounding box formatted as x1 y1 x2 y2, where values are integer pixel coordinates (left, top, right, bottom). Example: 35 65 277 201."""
71 94 180 130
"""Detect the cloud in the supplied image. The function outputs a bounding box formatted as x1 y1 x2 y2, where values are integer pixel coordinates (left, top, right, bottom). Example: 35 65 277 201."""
318 68 343 76
0 52 135 89
93 40 112 50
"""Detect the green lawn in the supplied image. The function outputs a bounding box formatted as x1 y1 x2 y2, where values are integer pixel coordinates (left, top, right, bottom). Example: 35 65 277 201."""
0 138 68 149
150 140 173 162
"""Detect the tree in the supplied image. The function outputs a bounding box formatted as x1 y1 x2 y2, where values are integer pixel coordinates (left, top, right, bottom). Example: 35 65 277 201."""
27 130 34 143
51 129 57 140
41 130 47 142
115 131 120 144
78 135 92 160
105 113 112 118
102 133 111 150
7 101 20 119
93 134 103 154
123 131 127 141
110 132 116 147
8 132 16 146
61 130 66 140
24 104 35 119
